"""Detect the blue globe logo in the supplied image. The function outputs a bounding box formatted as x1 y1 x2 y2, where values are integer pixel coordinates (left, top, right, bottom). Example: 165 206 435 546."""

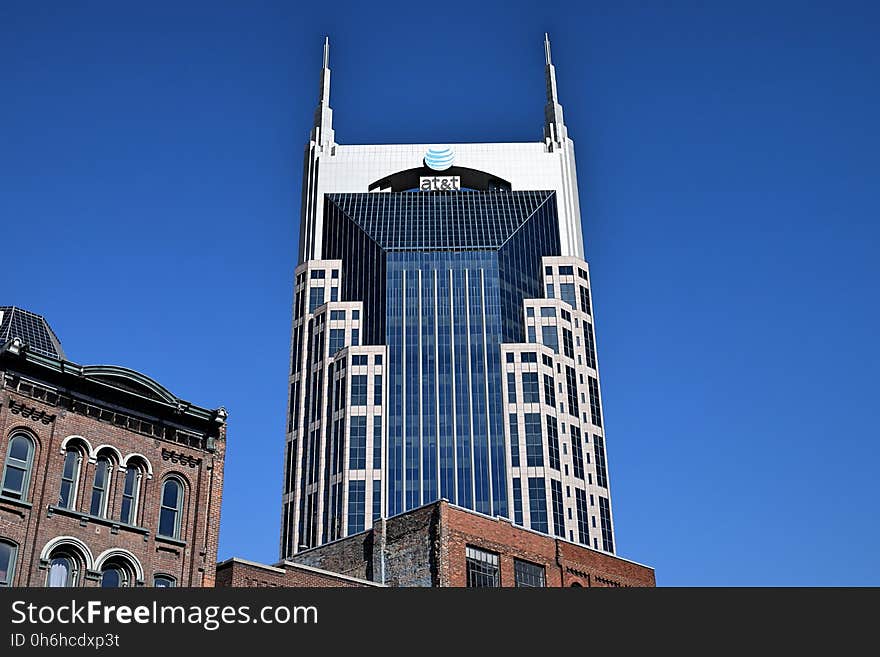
424 145 455 171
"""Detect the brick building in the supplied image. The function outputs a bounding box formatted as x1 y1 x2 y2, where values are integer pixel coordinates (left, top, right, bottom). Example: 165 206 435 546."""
237 500 651 588
0 306 227 587
216 557 380 588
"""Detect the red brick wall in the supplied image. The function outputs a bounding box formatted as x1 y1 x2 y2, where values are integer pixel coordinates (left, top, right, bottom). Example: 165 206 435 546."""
440 503 655 587
0 381 225 588
215 559 372 587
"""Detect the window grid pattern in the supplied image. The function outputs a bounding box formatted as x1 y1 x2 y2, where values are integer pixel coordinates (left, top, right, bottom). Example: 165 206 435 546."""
514 559 546 587
528 477 548 533
465 546 500 587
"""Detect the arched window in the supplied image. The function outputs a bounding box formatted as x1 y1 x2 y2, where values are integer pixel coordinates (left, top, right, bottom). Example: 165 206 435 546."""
158 478 183 539
58 446 84 510
89 456 112 517
119 464 142 525
100 559 134 588
0 539 18 587
153 574 176 588
47 554 78 587
2 433 35 501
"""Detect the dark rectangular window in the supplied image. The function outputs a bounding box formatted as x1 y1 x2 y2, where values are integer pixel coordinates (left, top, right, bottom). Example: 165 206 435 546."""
522 372 540 403
527 325 536 343
560 283 576 309
512 479 523 525
594 434 608 488
524 413 543 467
575 488 590 545
374 374 383 405
507 373 517 403
578 268 588 280
351 374 368 405
349 416 367 469
372 480 381 521
347 481 365 534
551 479 565 537
514 559 546 587
310 270 325 279
543 374 556 407
508 414 520 467
373 416 382 469
571 426 584 480
330 286 338 302
559 265 574 276
546 416 560 470
562 328 574 359
329 328 345 356
588 377 602 427
579 286 592 315
542 325 559 354
352 354 367 366
584 322 597 369
308 287 324 313
465 546 499 587
566 366 579 417
599 496 614 553
351 328 360 346
540 307 556 318
521 351 537 363
528 477 548 533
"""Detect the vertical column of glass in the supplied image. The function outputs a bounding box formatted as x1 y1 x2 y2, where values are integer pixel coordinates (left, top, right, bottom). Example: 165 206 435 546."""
483 264 508 517
421 261 438 503
452 266 472 509
404 262 422 510
437 266 455 501
468 262 490 515
386 266 403 516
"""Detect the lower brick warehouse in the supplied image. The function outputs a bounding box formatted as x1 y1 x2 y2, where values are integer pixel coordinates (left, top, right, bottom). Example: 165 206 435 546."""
0 306 227 587
221 500 654 587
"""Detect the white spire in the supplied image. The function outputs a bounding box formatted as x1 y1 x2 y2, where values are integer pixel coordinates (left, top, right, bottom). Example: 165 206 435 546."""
543 32 568 148
311 35 335 147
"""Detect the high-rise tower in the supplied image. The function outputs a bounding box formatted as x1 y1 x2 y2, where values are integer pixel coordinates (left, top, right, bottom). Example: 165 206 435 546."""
281 36 616 557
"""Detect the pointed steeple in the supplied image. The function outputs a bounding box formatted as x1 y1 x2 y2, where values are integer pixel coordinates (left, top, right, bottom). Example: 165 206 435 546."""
543 32 568 148
311 36 335 148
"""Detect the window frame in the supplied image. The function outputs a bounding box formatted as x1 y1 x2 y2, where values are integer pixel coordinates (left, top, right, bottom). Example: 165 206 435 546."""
154 574 176 588
0 539 18 587
119 463 143 526
2 432 35 501
89 455 113 518
514 558 546 587
465 546 500 587
58 446 84 510
158 477 185 540
46 553 79 588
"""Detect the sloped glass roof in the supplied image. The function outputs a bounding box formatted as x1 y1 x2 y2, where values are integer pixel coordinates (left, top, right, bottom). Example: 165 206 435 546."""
325 190 556 252
0 306 65 359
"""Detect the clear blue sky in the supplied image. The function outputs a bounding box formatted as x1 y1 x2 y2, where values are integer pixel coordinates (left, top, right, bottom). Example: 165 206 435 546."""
2 1 878 586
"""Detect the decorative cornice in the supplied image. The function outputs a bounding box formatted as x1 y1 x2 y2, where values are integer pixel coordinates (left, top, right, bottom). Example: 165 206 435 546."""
8 398 55 425
162 448 202 468
3 373 215 452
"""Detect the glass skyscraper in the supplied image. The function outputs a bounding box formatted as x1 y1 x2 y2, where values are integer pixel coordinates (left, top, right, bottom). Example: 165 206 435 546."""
281 36 616 557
